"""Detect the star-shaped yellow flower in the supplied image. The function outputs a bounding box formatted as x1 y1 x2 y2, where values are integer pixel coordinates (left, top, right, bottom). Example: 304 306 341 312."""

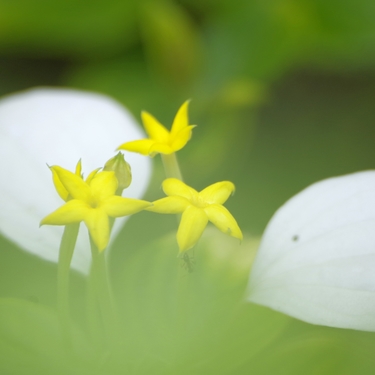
147 178 243 252
117 101 195 156
51 159 100 202
41 165 151 251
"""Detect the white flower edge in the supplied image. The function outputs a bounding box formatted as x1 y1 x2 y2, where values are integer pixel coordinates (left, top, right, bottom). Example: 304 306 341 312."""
247 171 375 331
0 88 152 274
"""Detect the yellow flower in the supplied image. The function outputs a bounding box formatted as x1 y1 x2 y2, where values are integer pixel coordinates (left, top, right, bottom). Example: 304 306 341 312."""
51 159 100 202
41 165 151 251
147 178 243 252
117 101 195 156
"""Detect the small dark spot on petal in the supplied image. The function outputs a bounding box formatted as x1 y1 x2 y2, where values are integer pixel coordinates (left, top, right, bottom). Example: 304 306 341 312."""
292 235 299 242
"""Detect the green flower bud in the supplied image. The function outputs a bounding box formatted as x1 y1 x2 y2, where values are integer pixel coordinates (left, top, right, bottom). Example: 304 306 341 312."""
103 152 132 194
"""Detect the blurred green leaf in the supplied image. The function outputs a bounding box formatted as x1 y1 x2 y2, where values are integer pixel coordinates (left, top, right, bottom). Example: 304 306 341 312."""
112 232 288 374
0 0 137 59
139 0 203 87
247 328 375 375
0 298 93 375
200 0 375 84
202 1 305 84
65 53 186 117
305 0 375 70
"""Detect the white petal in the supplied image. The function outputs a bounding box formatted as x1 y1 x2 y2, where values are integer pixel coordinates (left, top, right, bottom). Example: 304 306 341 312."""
0 88 151 274
247 171 375 331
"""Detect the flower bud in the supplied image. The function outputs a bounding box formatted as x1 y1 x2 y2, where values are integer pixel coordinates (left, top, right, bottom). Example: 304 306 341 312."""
103 152 132 194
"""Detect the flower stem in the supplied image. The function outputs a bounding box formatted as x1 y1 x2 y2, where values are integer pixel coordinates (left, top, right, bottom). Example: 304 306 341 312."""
86 269 104 352
89 236 119 349
57 223 80 349
161 153 183 180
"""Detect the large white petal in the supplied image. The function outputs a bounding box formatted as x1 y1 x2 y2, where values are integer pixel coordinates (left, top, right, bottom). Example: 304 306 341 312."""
0 88 151 274
247 171 375 331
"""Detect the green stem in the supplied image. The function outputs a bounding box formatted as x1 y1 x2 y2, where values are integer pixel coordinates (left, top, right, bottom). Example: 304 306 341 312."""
86 266 106 353
161 153 183 180
89 236 119 349
57 223 80 349
161 153 191 331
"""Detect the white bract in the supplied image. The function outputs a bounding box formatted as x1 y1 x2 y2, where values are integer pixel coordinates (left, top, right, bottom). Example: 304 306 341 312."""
248 171 375 331
0 88 151 274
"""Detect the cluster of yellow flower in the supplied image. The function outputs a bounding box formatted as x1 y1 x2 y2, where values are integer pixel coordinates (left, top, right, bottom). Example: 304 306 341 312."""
41 101 242 254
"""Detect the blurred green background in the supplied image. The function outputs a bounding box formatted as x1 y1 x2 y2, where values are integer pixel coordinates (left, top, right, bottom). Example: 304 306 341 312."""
1 0 375 374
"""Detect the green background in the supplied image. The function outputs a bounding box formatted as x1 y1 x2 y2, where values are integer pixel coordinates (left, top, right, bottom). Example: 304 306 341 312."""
1 0 375 373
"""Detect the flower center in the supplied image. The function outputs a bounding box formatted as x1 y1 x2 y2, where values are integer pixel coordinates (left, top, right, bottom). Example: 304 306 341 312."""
89 196 100 209
191 195 207 209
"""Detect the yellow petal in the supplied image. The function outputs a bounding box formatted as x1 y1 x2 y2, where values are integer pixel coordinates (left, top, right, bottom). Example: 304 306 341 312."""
52 166 91 202
162 178 197 200
75 159 82 177
170 125 195 152
146 196 189 213
86 168 101 185
199 181 235 205
51 167 69 201
118 139 156 155
84 208 109 252
170 100 190 138
141 111 170 143
90 171 117 201
177 205 208 252
102 196 151 217
40 200 90 226
204 204 243 240
148 142 175 155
